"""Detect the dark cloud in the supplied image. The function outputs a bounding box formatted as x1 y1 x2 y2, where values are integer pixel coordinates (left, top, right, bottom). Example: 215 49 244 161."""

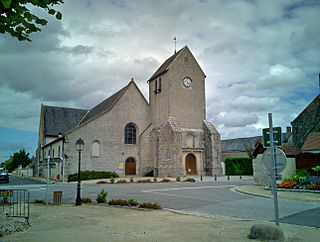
0 0 319 143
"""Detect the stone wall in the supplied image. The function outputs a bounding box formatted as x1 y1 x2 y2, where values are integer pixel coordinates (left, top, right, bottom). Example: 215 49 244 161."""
203 120 222 176
253 155 296 185
138 124 153 175
151 117 184 177
63 82 151 179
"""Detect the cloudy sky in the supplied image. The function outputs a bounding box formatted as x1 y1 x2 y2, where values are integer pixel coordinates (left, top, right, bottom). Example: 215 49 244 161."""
0 0 319 162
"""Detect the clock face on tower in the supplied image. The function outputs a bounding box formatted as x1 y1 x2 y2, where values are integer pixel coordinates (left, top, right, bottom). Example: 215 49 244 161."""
183 77 192 87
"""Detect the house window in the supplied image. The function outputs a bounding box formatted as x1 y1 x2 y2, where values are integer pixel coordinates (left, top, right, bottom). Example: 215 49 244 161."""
52 149 54 158
125 123 137 144
58 146 61 158
44 151 46 158
92 141 100 157
158 78 162 93
154 79 158 94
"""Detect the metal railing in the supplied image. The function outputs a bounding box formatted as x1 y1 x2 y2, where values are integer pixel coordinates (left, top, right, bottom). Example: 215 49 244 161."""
0 189 30 224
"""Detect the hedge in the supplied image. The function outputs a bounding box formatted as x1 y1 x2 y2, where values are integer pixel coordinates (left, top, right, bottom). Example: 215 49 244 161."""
225 157 253 175
68 170 119 182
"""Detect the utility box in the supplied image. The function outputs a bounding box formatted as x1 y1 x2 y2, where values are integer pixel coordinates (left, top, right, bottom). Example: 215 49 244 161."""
53 191 63 205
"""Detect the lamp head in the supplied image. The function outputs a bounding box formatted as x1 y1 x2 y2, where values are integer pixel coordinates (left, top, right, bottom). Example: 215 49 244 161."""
75 138 85 151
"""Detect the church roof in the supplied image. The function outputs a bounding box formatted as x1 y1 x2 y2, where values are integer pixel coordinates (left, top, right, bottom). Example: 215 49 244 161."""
80 85 128 124
222 136 262 152
43 105 88 136
147 46 186 82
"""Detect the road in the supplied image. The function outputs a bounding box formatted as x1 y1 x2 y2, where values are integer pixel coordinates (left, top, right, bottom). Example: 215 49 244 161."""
1 175 319 228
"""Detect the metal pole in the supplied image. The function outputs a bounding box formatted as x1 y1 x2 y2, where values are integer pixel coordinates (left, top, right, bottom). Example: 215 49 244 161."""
268 113 280 226
75 150 81 206
46 155 50 206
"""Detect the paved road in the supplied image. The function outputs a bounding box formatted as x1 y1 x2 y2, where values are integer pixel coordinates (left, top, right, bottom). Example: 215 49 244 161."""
2 176 319 228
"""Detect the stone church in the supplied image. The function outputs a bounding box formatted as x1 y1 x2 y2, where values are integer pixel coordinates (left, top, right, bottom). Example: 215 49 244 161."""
36 46 222 181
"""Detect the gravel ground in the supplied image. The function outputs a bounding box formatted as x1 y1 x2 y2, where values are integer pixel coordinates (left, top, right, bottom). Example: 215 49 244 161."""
0 211 29 238
2 204 320 242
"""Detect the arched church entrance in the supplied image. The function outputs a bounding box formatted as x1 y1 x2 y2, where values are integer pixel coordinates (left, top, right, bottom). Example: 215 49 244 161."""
185 154 197 175
125 157 136 175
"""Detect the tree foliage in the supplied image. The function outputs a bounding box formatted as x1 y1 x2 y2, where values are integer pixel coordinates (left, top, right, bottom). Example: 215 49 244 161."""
0 0 64 41
5 149 32 172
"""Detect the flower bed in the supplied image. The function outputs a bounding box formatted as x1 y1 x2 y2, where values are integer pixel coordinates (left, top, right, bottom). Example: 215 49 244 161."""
277 175 320 191
108 199 161 209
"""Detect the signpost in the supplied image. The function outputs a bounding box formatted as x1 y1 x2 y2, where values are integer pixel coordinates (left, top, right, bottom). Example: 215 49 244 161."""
261 113 285 226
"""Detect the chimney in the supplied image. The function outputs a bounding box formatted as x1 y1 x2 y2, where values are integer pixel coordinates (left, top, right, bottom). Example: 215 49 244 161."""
286 126 292 133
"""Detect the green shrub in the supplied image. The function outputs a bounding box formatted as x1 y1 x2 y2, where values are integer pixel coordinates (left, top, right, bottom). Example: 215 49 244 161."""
139 202 161 209
96 189 108 203
136 179 152 183
1 197 8 204
153 177 157 182
116 179 127 184
68 171 119 182
183 178 195 182
225 157 253 175
296 169 310 177
128 198 139 206
312 166 320 176
110 177 115 184
81 197 92 203
108 199 130 206
176 176 181 182
130 177 134 183
143 170 154 177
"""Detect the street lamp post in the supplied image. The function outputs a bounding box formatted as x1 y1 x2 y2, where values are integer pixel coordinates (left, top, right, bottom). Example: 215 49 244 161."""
75 138 84 206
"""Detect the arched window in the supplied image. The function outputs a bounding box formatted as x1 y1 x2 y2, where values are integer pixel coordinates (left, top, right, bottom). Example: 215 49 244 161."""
125 123 136 144
92 141 100 157
52 149 55 158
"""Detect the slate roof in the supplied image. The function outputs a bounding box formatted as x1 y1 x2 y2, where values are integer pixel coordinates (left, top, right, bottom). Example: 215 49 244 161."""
147 46 186 82
80 85 128 124
221 136 262 153
222 132 292 153
302 132 320 151
292 94 320 123
43 105 88 136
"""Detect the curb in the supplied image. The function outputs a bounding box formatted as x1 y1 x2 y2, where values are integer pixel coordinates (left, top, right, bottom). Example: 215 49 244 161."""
234 186 273 199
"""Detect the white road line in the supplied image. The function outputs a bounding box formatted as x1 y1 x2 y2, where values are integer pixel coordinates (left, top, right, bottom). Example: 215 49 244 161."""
141 185 234 193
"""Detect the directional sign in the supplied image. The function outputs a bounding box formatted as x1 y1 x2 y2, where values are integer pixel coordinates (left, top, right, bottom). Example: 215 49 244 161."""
262 148 287 173
262 127 282 148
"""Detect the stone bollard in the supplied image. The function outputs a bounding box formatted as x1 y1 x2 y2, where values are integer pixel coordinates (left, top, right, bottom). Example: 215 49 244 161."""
250 224 284 241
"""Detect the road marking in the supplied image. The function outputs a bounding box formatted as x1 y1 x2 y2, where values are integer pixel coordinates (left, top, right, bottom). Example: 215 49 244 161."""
142 185 234 193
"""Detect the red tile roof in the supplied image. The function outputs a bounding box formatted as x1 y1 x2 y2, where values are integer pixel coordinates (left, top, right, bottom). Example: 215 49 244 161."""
302 132 320 151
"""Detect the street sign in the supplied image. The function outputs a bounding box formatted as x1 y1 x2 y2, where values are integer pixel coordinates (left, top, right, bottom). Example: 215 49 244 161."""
262 148 287 173
262 127 282 147
0 190 13 197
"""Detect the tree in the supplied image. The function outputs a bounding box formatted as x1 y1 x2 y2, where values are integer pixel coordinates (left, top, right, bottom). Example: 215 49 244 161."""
0 0 64 41
5 149 32 172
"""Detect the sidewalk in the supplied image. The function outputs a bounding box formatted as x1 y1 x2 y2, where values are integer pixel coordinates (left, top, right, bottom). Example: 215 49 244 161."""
235 184 320 203
3 204 320 242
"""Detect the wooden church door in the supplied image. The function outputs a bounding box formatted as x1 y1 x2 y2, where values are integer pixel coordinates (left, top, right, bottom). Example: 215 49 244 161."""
125 158 136 175
185 154 196 175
